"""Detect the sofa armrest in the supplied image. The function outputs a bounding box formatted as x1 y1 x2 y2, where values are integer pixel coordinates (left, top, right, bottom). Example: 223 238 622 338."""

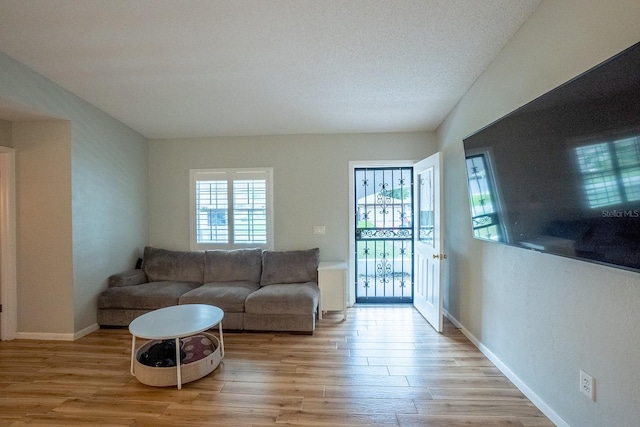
108 269 148 288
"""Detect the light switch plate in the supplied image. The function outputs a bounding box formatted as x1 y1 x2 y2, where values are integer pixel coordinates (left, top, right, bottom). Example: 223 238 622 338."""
313 226 326 235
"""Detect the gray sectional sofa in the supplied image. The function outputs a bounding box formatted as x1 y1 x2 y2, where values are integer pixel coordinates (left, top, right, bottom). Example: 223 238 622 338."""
97 246 321 333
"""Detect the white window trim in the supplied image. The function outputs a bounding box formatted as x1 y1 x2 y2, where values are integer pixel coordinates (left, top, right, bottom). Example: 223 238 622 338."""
189 167 274 251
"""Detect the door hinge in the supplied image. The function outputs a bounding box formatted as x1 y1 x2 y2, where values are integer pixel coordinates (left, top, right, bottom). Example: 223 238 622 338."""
0 304 2 313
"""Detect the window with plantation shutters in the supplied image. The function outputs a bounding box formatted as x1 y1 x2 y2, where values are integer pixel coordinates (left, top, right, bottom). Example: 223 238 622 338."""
575 135 640 209
190 168 273 250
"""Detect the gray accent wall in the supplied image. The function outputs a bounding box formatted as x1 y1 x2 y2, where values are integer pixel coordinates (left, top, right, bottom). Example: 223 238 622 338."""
0 52 148 337
439 1 640 425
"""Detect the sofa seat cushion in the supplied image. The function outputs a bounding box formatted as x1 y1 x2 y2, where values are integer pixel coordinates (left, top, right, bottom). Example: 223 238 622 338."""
204 249 263 283
142 246 205 284
97 281 202 310
245 282 319 316
179 281 260 313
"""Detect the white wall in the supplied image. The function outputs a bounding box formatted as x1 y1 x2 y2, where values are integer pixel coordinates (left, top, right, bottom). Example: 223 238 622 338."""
439 1 640 425
0 52 148 337
0 119 10 334
13 121 74 334
0 119 11 147
149 132 436 262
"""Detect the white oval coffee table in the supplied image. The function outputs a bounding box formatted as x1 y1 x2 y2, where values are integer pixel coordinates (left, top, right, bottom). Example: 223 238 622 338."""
129 304 224 389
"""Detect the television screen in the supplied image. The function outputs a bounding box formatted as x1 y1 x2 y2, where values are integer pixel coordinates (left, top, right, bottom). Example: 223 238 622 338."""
463 41 640 273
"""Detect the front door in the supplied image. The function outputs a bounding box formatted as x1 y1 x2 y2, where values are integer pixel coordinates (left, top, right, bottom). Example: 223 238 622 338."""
354 167 413 303
413 153 444 332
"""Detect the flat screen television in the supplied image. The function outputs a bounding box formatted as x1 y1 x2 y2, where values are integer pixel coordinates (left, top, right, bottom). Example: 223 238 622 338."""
463 41 640 273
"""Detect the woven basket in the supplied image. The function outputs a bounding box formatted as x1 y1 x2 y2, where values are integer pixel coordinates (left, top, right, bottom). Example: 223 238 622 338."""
133 332 221 387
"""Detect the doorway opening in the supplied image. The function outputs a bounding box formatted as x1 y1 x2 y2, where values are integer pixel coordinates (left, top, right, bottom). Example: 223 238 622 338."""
353 167 413 303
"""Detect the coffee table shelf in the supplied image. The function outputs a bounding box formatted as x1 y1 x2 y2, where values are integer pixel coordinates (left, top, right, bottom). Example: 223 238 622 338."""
128 304 224 389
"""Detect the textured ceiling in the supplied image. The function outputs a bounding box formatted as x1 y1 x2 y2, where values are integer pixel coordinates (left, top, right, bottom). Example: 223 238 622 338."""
0 0 541 139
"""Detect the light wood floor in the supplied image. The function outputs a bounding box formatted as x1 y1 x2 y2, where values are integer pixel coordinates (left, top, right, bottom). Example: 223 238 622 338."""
0 305 553 426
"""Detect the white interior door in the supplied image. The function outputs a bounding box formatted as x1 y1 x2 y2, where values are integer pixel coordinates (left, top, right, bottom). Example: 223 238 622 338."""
413 152 444 332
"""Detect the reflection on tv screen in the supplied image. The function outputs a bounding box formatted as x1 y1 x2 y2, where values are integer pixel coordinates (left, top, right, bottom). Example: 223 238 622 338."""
463 41 640 273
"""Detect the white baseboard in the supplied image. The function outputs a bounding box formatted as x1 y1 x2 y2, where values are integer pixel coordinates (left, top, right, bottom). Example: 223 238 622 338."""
15 331 76 341
444 309 569 427
14 323 100 341
74 323 100 340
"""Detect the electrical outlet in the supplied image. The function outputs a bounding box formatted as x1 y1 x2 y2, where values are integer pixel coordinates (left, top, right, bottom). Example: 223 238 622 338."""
580 369 595 401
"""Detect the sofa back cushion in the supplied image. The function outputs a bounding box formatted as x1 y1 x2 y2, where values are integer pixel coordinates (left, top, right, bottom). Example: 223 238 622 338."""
142 246 204 284
204 248 263 283
260 248 319 286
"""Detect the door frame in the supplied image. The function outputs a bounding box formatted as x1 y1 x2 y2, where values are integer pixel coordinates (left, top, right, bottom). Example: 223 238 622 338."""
0 147 17 340
348 160 415 307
